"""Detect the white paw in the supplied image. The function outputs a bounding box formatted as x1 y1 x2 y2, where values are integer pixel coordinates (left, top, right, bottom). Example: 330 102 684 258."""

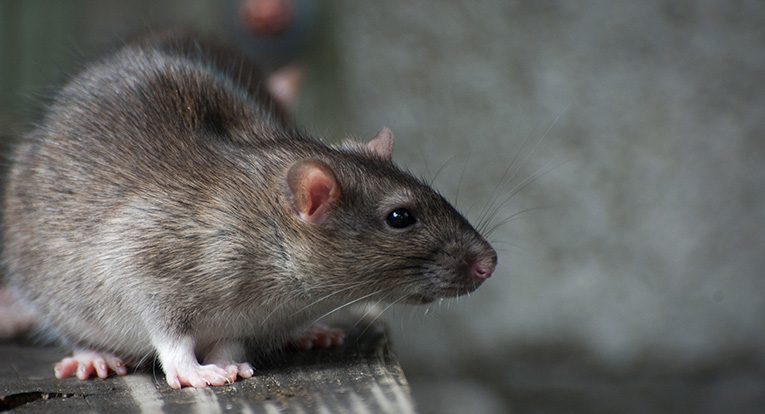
164 363 231 389
54 349 128 380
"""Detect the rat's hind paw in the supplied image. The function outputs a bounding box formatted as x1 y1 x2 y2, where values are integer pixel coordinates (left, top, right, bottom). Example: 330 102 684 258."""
54 349 128 380
164 363 231 389
288 323 345 351
202 340 254 383
215 362 255 383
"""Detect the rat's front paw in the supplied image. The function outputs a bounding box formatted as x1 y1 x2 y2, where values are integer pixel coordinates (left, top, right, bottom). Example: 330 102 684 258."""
164 363 231 389
288 323 345 351
54 349 128 380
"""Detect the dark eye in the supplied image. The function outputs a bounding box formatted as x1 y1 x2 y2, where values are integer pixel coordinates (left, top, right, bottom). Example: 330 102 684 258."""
386 208 417 229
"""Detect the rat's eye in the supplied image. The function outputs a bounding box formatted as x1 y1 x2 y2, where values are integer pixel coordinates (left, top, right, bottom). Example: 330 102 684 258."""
386 208 417 229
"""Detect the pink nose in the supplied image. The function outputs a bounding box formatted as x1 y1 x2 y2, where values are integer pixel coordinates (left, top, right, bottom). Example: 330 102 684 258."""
470 261 495 280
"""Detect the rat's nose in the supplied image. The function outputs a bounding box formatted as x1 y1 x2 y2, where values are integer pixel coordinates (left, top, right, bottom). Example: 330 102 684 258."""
470 258 496 280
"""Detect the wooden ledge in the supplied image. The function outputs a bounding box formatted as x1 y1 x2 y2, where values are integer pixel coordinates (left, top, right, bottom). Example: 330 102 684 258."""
0 322 417 413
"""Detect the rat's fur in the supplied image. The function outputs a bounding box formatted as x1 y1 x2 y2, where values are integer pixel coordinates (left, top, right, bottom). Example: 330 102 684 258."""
2 35 496 387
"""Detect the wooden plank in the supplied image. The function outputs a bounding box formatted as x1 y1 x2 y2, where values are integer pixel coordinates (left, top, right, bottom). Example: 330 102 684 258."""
0 323 417 413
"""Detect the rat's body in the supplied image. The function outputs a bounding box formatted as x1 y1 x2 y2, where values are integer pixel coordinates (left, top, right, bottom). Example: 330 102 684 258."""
2 35 496 388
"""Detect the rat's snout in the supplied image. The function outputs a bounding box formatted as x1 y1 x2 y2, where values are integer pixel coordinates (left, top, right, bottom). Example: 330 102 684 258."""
470 260 494 280
469 252 497 281
451 235 498 285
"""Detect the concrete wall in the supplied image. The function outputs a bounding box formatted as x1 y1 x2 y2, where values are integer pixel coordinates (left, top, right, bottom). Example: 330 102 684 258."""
319 1 765 408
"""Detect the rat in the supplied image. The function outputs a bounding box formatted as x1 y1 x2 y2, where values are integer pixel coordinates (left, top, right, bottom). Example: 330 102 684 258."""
1 34 497 389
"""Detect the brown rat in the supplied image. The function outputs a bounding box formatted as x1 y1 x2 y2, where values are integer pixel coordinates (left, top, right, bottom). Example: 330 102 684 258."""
1 34 497 389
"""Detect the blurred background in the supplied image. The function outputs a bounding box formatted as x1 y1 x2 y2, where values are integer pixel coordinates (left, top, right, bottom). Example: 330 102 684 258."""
2 1 764 412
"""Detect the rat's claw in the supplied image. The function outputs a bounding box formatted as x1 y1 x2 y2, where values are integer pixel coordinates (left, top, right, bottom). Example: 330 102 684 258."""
54 350 127 380
223 365 238 383
106 354 128 376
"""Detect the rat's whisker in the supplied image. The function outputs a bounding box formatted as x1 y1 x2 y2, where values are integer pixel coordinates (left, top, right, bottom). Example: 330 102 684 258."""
258 290 301 328
260 284 326 327
357 294 408 339
474 112 563 233
478 159 565 235
482 205 554 237
350 291 396 330
429 154 456 186
417 142 433 180
287 283 366 322
312 289 387 325
454 152 470 211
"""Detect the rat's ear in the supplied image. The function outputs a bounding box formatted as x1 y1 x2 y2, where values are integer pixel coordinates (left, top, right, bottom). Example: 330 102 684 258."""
286 160 341 224
366 128 394 161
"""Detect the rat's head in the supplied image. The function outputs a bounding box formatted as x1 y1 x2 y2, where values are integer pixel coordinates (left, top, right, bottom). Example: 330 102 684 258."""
283 128 497 304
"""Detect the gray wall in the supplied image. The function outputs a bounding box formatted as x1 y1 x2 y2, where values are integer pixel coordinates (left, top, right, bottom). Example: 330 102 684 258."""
324 1 765 411
328 0 765 363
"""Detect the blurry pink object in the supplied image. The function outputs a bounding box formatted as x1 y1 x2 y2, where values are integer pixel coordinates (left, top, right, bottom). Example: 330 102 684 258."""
240 0 295 37
267 64 304 111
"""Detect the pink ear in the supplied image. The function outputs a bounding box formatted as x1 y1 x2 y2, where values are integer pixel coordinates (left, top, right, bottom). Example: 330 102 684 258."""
366 128 394 161
286 160 341 224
